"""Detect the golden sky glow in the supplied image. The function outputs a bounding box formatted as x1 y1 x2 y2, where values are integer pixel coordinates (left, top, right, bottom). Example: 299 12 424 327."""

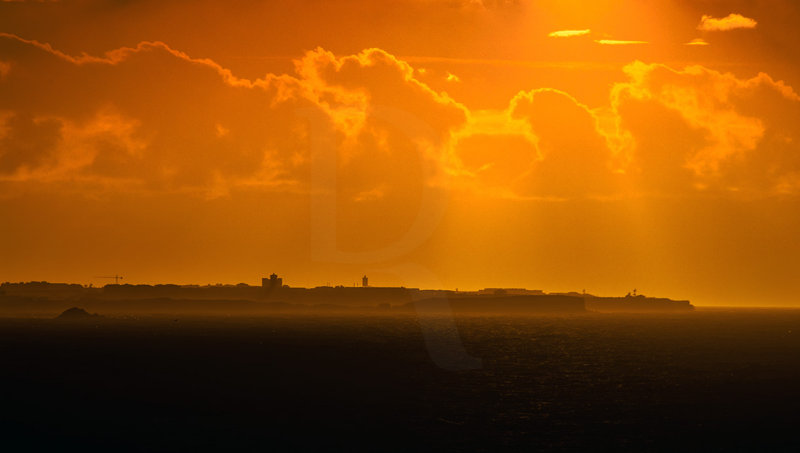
2 0 800 306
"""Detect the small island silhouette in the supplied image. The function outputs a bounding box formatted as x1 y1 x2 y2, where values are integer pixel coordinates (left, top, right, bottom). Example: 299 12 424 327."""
55 307 103 320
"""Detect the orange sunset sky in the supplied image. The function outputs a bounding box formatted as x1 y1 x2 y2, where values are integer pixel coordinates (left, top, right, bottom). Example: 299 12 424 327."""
1 0 800 306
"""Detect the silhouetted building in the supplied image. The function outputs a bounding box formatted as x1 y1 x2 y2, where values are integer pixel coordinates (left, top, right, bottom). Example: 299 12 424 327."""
362 275 369 287
262 273 283 290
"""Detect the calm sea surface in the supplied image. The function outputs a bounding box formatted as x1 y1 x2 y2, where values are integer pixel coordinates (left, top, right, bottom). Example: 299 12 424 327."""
1 308 799 451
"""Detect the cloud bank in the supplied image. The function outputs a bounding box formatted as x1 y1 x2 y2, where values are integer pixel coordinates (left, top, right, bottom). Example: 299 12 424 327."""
1 33 799 203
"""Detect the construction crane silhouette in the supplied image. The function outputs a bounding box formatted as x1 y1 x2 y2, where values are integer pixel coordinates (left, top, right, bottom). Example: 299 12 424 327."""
94 275 124 284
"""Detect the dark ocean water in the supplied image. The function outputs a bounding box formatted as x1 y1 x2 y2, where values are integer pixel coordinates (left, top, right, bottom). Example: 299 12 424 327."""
2 308 800 451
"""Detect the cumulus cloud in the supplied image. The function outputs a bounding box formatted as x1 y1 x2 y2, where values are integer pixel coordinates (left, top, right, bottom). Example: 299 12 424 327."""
447 59 800 200
610 61 800 195
0 33 314 196
0 110 147 187
0 32 270 89
548 29 591 38
447 88 621 200
0 33 477 254
698 13 757 31
0 34 466 204
509 89 621 198
447 113 540 199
